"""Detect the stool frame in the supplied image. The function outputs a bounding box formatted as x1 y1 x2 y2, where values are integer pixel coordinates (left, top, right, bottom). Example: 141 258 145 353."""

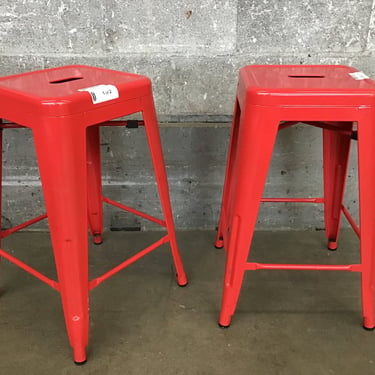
0 65 187 363
215 65 375 330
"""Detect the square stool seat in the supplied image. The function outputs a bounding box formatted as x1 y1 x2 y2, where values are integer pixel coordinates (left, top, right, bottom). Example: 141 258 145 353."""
0 65 151 121
237 65 375 107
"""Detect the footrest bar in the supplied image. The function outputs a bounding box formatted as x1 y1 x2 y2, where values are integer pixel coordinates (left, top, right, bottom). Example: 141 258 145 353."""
103 197 166 227
341 204 360 238
245 262 361 272
89 234 170 290
261 198 324 203
1 213 48 238
0 248 59 290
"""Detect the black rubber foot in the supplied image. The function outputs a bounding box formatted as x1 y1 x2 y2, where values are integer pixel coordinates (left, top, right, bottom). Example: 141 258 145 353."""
74 360 87 365
214 244 224 249
218 323 230 328
363 325 375 331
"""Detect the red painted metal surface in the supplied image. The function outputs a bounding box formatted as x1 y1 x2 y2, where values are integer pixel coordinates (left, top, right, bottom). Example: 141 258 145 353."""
0 247 59 290
245 263 362 272
0 213 47 238
342 204 360 238
261 197 324 203
216 65 375 330
103 196 166 226
0 65 188 363
89 234 169 290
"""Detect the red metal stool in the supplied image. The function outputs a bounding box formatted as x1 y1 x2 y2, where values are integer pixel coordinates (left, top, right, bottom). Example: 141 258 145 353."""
0 65 188 363
215 65 375 330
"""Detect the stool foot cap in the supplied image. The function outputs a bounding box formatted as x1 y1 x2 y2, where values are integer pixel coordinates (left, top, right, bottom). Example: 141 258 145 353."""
327 241 337 251
93 234 103 245
74 359 87 366
176 274 188 287
215 239 224 249
218 322 230 328
363 325 375 331
73 346 86 364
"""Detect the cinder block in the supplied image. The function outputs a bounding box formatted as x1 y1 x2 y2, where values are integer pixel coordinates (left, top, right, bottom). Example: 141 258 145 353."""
0 0 104 54
0 0 236 55
0 55 44 76
237 0 370 54
100 0 237 54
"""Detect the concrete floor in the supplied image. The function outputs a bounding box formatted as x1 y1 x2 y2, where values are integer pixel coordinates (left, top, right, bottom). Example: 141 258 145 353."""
0 229 374 374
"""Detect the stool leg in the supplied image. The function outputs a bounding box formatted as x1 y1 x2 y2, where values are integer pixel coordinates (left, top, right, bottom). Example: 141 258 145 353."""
141 94 188 286
357 116 375 330
33 123 89 363
87 125 103 245
215 99 241 249
0 124 3 246
322 124 352 250
219 106 279 327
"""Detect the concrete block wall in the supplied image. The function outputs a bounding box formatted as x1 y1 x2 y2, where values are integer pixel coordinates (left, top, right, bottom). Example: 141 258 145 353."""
0 0 371 230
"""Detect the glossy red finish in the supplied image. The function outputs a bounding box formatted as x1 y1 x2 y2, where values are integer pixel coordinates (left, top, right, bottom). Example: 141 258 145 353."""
238 65 375 107
0 65 188 363
0 65 150 118
216 64 375 330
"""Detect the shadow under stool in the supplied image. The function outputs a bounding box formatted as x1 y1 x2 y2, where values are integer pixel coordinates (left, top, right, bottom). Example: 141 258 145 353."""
215 64 375 330
0 65 188 363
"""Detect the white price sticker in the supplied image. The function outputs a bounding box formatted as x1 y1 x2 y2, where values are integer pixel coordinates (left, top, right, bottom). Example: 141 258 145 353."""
349 71 369 80
78 84 119 104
